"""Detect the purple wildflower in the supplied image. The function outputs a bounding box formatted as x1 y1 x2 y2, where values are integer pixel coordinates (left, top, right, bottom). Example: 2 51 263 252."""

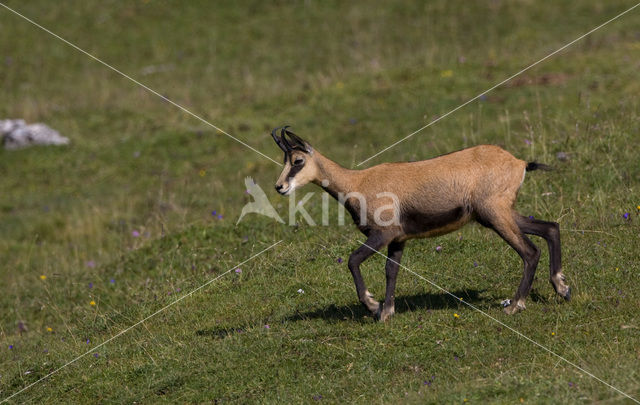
93 353 99 358
524 139 532 145
529 215 535 220
313 394 323 401
211 210 217 216
86 339 90 344
435 245 442 252
473 261 478 267
337 257 343 264
217 214 223 220
132 230 140 238
88 282 93 289
8 345 13 350
86 260 96 268
235 268 242 274
110 279 115 284
623 212 630 220
264 324 270 329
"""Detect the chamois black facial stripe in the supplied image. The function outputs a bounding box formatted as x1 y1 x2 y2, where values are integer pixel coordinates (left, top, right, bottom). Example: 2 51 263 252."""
286 162 304 180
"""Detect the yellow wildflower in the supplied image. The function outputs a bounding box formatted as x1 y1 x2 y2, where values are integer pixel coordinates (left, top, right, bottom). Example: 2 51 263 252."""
90 300 96 306
440 69 453 78
199 169 206 177
40 275 46 280
46 327 53 332
454 313 460 318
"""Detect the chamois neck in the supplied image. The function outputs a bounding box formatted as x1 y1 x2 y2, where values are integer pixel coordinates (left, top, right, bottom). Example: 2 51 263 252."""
312 151 359 200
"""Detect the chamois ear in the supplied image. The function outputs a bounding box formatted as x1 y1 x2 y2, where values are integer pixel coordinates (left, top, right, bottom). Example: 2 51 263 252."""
271 127 289 152
282 126 312 154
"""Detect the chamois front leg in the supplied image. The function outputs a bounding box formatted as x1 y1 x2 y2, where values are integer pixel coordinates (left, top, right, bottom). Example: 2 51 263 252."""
348 234 389 317
379 241 405 322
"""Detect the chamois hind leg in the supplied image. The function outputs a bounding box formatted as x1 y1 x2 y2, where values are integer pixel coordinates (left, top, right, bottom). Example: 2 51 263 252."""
477 207 541 315
515 215 570 300
379 241 405 322
348 233 390 316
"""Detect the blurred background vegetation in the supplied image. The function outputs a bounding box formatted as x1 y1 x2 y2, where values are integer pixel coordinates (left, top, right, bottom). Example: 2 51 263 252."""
1 1 638 403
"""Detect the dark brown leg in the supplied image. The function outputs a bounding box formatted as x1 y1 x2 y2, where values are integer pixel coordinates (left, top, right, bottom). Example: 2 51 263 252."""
477 207 541 314
515 215 570 300
348 233 389 315
379 241 405 322
510 234 541 311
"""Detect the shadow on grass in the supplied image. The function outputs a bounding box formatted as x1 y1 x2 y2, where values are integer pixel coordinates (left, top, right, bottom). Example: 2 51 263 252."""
283 289 488 323
194 288 560 339
194 289 489 339
529 288 549 304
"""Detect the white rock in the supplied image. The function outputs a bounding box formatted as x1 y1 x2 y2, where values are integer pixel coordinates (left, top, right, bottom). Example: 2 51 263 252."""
1 119 70 150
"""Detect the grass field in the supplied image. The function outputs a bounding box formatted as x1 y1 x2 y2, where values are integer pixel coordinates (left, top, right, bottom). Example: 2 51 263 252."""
1 1 639 403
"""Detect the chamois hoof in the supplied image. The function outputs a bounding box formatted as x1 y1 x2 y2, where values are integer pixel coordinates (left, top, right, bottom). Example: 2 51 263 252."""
373 305 382 321
378 304 395 322
503 300 526 315
362 290 381 315
551 273 570 301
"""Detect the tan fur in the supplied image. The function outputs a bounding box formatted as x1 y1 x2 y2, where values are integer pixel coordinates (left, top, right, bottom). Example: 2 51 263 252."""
273 132 567 321
276 144 527 241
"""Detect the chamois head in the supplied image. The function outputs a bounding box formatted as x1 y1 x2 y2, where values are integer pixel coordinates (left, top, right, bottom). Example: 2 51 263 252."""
271 126 316 195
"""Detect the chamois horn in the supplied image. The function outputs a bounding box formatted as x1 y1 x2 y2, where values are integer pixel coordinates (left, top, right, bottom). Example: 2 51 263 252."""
271 127 289 152
281 126 309 152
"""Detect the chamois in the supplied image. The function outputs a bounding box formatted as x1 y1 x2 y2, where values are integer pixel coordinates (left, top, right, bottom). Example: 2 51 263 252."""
271 126 570 322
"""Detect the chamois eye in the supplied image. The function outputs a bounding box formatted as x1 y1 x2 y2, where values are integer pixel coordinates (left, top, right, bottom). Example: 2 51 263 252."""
293 158 304 166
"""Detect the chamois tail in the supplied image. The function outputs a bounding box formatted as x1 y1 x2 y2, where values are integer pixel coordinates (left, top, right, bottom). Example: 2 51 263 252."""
526 162 552 172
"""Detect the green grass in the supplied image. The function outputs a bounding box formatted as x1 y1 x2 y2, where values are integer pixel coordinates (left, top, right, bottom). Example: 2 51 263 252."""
1 0 639 403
